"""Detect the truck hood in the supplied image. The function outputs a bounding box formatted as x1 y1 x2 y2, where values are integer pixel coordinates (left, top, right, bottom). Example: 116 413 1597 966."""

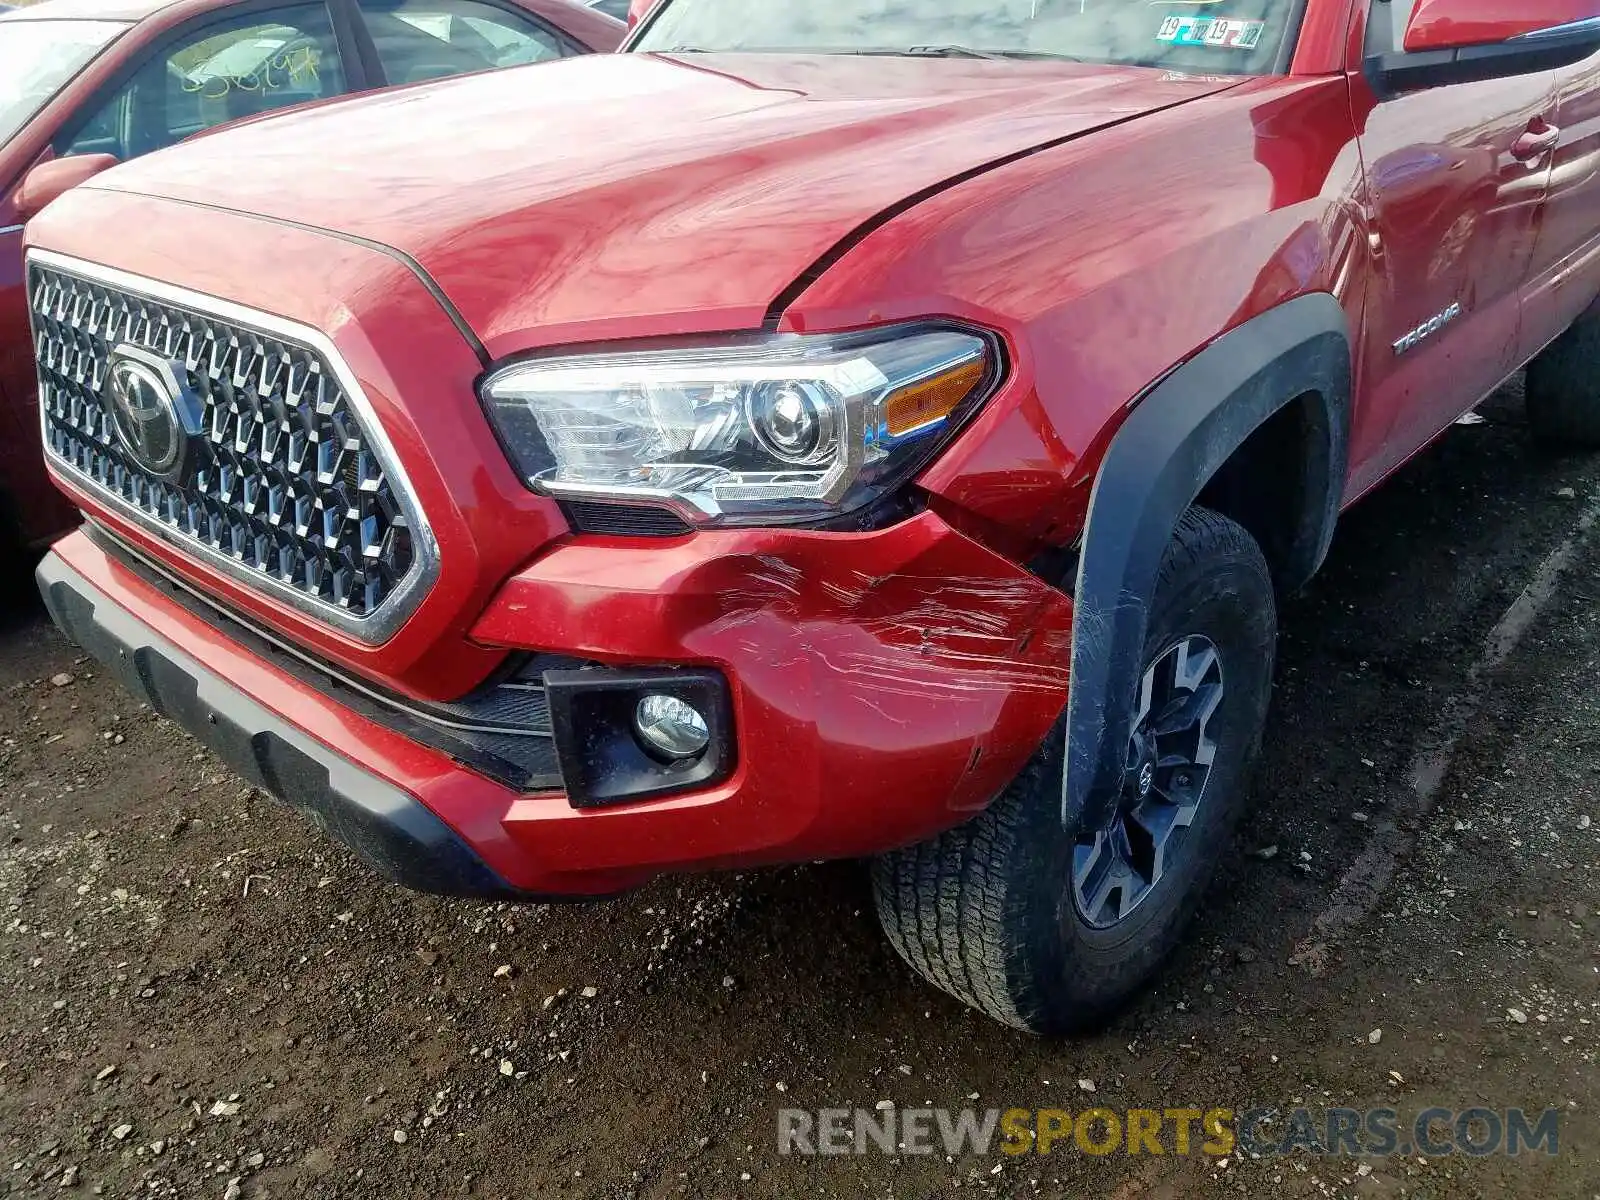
89 53 1241 356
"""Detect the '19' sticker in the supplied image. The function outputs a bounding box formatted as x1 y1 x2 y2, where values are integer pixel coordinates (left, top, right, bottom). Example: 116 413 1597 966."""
1157 15 1266 49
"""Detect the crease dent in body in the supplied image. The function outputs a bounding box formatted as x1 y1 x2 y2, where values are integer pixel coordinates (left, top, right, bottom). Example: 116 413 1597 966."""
704 551 1075 702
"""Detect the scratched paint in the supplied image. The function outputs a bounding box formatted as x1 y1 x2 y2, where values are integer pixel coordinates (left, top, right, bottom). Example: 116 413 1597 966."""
466 511 1076 869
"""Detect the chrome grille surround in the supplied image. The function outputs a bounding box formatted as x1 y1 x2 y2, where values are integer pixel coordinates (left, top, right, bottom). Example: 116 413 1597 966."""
27 249 439 644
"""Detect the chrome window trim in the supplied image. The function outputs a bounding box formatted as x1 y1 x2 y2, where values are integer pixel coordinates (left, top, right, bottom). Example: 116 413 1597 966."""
0 224 23 236
27 247 441 645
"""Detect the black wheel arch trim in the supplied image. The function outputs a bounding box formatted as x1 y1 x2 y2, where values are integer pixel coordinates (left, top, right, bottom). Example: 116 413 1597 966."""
1062 292 1352 833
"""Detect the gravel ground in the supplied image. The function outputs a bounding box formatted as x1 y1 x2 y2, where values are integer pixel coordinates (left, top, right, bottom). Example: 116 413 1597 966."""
1 377 1598 1199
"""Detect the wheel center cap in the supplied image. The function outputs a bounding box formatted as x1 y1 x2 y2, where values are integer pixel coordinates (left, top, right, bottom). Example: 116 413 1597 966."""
1137 760 1156 798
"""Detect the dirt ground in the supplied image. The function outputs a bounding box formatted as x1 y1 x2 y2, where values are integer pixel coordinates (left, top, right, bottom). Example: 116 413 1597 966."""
1 376 1598 1199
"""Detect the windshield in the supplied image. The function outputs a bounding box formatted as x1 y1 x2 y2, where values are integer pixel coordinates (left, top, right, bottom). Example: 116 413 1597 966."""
632 0 1300 75
0 19 128 147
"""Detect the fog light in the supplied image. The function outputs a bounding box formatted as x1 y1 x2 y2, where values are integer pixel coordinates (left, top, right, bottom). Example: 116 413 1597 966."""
634 694 711 760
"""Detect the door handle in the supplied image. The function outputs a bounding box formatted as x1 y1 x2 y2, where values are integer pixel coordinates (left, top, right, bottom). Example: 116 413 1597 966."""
1512 121 1561 162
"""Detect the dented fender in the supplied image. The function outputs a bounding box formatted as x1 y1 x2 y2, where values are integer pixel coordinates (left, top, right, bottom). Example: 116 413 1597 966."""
471 511 1075 864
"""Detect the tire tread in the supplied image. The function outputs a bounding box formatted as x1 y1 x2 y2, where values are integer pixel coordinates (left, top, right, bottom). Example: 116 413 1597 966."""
873 507 1272 1033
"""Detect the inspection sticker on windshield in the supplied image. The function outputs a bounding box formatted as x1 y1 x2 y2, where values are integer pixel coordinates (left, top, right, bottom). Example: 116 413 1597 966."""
1157 15 1265 49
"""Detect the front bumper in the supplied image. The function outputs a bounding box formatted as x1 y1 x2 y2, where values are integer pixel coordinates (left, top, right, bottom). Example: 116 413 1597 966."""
38 549 525 899
38 515 1073 897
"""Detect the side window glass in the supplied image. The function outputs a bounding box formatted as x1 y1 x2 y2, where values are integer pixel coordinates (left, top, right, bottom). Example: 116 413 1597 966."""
1367 0 1421 55
359 0 566 85
59 5 346 162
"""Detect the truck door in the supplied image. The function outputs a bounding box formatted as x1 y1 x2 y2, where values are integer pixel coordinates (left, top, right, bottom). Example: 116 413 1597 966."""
1522 44 1600 359
1345 0 1554 497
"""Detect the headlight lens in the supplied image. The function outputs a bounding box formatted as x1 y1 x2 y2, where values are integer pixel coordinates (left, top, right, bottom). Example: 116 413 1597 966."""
480 325 996 526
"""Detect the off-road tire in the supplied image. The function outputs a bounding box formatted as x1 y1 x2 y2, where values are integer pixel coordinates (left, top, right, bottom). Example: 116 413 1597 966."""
1526 308 1600 447
872 506 1277 1034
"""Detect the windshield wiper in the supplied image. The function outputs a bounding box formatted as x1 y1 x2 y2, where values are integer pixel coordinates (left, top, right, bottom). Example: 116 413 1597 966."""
650 44 1088 62
904 44 1009 60
904 45 1088 62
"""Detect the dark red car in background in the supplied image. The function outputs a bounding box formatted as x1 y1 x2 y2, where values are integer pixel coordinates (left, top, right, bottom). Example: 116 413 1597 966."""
0 0 622 557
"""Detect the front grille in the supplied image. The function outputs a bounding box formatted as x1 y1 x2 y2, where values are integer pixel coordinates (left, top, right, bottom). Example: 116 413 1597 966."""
29 254 435 642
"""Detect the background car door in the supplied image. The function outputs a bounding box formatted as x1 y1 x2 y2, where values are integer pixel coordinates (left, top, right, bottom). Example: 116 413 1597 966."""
1345 0 1556 497
353 0 577 85
1522 44 1600 360
54 3 353 162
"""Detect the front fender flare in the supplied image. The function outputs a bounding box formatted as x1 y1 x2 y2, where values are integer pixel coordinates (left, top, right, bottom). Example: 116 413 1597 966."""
1063 293 1351 832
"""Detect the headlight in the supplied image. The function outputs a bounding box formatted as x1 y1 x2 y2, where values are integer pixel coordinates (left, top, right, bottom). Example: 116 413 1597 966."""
480 324 997 527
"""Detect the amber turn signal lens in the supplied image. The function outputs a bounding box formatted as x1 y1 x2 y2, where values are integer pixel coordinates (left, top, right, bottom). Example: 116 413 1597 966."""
884 357 987 439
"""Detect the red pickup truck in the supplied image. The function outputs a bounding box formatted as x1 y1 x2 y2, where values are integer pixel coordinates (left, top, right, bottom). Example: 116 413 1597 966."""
27 0 1600 1034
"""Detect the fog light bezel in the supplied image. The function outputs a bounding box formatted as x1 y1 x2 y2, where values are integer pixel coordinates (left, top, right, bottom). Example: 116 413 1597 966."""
544 667 734 809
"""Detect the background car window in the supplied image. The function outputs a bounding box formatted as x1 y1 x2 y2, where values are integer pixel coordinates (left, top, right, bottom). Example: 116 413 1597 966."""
58 5 345 162
586 0 630 19
359 0 568 84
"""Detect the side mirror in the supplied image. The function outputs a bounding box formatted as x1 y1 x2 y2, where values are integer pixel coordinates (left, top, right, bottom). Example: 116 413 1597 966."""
1368 0 1600 94
14 154 118 224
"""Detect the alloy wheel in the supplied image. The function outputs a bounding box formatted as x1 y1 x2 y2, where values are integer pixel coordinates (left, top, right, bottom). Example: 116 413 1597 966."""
1071 635 1226 930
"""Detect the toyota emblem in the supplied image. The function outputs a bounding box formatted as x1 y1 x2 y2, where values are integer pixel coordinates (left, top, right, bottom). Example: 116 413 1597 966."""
104 346 189 480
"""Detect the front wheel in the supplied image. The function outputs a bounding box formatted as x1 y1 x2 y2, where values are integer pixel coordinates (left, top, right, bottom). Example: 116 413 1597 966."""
872 506 1277 1034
